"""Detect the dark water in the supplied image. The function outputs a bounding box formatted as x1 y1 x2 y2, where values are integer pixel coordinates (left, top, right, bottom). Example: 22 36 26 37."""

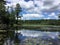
3 29 60 45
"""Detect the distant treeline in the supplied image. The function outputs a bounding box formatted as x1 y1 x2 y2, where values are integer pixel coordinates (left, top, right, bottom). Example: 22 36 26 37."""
19 19 60 25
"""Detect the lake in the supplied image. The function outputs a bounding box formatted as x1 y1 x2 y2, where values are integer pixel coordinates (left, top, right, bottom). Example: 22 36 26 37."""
3 29 60 45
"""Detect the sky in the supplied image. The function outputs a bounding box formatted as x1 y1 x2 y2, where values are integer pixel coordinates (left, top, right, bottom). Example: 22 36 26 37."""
6 0 60 20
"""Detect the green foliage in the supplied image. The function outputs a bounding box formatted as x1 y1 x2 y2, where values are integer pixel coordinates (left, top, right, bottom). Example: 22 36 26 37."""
9 6 16 27
7 31 15 39
0 0 10 25
0 2 22 29
0 0 14 28
15 3 22 24
22 19 60 25
15 4 22 14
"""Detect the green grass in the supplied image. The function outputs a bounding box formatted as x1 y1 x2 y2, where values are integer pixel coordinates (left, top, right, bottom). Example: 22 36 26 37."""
23 24 60 27
22 24 60 31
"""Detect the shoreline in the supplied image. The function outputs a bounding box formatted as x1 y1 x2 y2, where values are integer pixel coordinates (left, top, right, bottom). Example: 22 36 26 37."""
22 25 60 31
0 25 60 31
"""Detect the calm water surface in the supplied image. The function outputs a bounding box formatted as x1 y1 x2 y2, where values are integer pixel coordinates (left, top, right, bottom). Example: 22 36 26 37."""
15 29 60 45
4 29 60 45
16 29 60 38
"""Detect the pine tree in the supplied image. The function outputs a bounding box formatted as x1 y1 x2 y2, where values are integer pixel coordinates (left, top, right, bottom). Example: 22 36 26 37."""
15 3 22 24
0 0 6 24
0 0 11 29
0 0 7 45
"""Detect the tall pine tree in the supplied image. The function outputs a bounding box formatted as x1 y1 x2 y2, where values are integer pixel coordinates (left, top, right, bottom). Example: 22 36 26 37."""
0 0 6 24
15 3 22 24
0 0 10 29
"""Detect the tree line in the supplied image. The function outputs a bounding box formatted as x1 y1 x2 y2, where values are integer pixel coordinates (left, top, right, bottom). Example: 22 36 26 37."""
23 19 60 25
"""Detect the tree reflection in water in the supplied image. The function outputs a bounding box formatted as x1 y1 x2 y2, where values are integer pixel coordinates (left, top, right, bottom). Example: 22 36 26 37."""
3 28 20 45
2 29 60 45
3 30 14 45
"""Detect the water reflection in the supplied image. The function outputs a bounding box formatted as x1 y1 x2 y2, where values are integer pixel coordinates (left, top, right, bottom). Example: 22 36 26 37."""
2 29 60 45
15 29 60 45
16 30 59 37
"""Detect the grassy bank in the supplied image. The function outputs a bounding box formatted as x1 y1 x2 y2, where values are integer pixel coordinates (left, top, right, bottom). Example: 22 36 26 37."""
0 24 60 31
22 24 60 31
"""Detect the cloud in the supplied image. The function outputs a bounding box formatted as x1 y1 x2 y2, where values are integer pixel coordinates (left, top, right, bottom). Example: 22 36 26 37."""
49 12 55 17
6 0 60 12
6 0 60 11
42 0 60 12
6 0 60 20
46 12 58 19
6 0 34 8
21 14 44 20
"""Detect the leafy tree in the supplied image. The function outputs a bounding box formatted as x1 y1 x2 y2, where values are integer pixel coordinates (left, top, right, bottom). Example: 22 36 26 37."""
0 0 6 23
14 3 22 45
0 0 10 29
15 3 22 24
9 6 15 27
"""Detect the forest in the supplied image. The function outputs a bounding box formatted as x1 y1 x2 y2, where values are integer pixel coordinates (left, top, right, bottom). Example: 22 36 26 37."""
22 19 60 25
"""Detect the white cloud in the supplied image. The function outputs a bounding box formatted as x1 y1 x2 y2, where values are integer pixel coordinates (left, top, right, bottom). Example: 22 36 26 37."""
23 14 43 17
6 0 20 3
44 15 58 20
44 17 50 19
6 0 34 8
54 16 58 19
21 14 44 20
6 0 60 12
53 0 60 5
49 12 55 16
19 0 34 9
6 0 60 20
6 0 60 11
42 0 60 12
48 12 58 19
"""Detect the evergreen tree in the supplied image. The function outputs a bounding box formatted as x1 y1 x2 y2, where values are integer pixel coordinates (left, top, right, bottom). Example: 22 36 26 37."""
0 0 6 23
9 6 15 27
15 3 22 24
0 0 10 29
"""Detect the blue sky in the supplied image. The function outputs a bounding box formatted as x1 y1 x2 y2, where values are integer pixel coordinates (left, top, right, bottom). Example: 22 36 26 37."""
6 0 60 20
